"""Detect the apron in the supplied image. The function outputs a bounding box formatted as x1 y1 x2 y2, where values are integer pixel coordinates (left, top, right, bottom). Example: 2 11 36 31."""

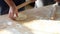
0 0 25 15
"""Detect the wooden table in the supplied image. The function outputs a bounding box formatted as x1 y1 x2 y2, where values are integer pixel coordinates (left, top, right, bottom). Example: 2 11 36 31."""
0 6 60 34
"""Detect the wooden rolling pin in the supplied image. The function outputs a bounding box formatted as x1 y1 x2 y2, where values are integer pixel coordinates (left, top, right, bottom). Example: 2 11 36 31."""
17 1 34 9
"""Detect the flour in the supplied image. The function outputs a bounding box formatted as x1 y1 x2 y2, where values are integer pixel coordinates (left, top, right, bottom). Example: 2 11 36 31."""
0 30 13 34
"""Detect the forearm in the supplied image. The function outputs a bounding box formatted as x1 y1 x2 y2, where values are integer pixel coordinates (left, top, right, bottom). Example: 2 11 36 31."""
4 0 16 7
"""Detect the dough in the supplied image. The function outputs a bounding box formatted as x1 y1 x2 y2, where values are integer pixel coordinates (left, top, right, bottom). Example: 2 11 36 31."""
0 30 13 34
16 13 27 20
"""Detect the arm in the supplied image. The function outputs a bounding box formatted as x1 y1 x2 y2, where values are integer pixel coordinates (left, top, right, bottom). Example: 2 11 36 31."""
4 0 18 19
4 0 16 7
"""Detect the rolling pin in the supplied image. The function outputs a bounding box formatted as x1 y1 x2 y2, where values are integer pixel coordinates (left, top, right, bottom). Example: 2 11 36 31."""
17 1 35 9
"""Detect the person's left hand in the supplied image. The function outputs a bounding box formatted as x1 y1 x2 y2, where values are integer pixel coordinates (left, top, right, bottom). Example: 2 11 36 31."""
8 7 18 20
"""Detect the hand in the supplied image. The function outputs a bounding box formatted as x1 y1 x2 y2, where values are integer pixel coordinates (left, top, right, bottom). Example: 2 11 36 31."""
9 7 18 20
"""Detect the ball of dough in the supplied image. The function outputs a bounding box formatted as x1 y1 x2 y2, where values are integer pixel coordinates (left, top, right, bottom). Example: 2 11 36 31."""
0 30 13 34
16 13 27 20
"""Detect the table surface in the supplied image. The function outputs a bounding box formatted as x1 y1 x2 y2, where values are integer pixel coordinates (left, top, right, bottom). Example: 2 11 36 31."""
0 6 60 34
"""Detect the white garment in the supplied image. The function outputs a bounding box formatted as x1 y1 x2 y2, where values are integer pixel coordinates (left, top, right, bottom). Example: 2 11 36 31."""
52 2 58 7
35 0 43 8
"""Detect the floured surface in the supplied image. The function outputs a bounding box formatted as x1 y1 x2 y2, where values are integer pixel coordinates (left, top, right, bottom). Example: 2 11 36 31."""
0 30 13 34
23 20 60 34
0 5 60 34
0 16 33 34
19 5 60 34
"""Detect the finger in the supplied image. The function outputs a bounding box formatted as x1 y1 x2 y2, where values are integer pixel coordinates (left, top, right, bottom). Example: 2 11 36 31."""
9 11 14 19
8 11 11 18
16 12 18 17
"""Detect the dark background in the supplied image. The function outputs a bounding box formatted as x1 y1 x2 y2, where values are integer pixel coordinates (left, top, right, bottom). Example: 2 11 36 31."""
30 0 56 7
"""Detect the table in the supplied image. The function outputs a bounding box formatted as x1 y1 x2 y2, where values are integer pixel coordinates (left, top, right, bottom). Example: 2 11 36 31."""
0 6 60 34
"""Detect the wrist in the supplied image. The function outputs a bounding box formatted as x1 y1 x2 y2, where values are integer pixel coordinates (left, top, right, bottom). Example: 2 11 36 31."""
9 6 17 10
9 5 16 8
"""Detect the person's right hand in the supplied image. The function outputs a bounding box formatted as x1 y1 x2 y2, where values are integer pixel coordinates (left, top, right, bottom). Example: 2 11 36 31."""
9 7 18 20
